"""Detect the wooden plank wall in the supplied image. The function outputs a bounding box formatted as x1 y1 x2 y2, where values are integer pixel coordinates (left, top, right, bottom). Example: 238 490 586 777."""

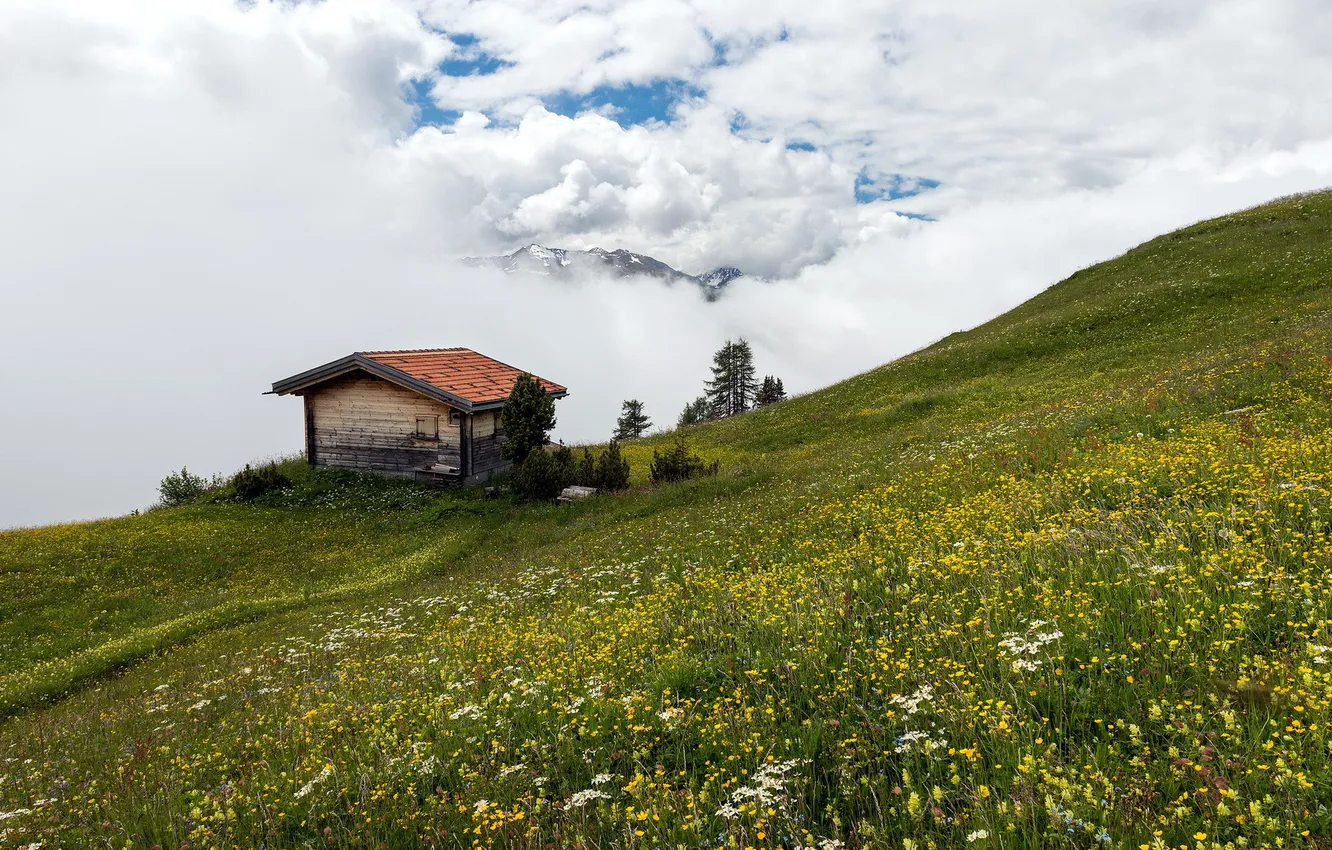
470 410 509 476
308 372 460 474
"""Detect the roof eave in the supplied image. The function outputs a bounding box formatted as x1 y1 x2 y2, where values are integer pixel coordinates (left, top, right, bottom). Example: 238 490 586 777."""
470 388 568 412
269 353 478 412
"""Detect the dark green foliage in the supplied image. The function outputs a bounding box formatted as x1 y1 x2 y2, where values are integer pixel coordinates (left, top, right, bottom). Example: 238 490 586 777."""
576 448 597 486
510 447 567 501
595 440 631 491
755 375 786 407
649 436 719 484
677 396 710 427
512 442 632 498
229 463 292 503
551 444 574 473
500 373 557 462
613 399 652 440
705 339 758 418
157 467 209 507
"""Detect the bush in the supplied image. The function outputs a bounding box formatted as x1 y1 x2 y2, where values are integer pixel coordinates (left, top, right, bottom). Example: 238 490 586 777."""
512 442 634 499
575 448 597 487
511 447 569 501
649 437 719 484
230 463 292 502
158 467 209 507
595 441 630 491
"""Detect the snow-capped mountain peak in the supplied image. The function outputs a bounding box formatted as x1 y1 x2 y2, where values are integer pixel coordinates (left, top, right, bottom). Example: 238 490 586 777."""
461 245 752 298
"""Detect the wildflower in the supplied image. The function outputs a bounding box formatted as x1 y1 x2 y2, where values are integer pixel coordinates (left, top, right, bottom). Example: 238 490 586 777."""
568 789 610 808
449 704 483 720
889 685 935 716
966 829 989 842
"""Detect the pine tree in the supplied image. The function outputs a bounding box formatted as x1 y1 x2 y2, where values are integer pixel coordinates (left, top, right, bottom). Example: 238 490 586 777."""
755 375 786 407
677 396 710 427
576 448 597 486
500 373 557 462
594 440 631 491
704 339 758 418
612 399 652 440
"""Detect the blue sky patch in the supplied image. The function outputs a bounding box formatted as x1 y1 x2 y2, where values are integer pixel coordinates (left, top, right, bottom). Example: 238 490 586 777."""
786 141 817 152
406 78 461 128
854 170 941 204
542 79 703 128
441 34 510 77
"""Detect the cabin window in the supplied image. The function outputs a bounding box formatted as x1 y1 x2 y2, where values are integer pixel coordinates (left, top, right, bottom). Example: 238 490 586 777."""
415 415 439 440
449 410 462 426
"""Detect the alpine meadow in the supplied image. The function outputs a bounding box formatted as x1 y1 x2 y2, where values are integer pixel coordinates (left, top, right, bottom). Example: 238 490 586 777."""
7 190 1332 849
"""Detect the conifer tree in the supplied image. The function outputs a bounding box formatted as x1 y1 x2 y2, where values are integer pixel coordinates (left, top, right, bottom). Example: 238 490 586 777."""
704 338 758 418
755 375 786 407
613 399 652 440
594 440 631 491
500 373 557 462
677 396 710 427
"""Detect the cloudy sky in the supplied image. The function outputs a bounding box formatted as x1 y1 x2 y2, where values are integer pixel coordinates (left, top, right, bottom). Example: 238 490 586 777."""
2 0 1331 528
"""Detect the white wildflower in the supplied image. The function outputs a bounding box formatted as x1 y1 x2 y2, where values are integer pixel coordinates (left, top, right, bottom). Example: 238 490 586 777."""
449 704 483 720
890 685 934 717
657 706 685 724
417 756 440 777
568 789 611 808
894 729 948 754
967 829 989 842
721 759 804 809
998 620 1062 673
591 773 617 785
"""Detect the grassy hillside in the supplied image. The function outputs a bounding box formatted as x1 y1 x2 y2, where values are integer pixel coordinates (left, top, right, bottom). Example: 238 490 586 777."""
3 191 1332 849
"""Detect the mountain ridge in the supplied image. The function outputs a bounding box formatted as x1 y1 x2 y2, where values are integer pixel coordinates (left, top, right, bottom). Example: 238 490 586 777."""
462 243 750 296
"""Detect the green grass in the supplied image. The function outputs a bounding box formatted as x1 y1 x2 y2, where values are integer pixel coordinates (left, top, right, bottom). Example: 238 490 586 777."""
3 190 1332 848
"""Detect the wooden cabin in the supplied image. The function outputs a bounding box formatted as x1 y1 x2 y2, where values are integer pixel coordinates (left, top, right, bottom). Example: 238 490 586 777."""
270 348 567 485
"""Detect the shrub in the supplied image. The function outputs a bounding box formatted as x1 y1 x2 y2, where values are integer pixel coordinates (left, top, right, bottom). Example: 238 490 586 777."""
649 437 719 484
230 463 292 503
575 448 597 487
511 447 568 501
595 441 631 491
158 467 209 506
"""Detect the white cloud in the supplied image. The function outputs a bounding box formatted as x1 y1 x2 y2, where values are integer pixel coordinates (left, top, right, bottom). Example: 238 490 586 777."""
0 0 1330 527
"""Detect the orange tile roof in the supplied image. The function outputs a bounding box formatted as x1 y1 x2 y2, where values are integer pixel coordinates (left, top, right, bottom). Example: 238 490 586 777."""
361 348 567 406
